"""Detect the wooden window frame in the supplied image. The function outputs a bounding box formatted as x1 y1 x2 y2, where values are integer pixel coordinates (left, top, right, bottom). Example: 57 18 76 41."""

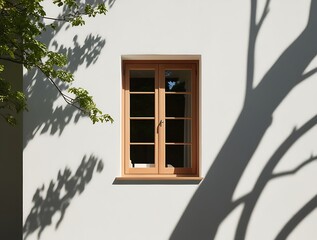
121 60 200 180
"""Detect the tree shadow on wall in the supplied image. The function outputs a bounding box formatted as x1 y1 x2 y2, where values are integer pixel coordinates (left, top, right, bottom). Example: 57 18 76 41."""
23 0 116 149
275 194 317 240
171 1 317 239
23 155 104 240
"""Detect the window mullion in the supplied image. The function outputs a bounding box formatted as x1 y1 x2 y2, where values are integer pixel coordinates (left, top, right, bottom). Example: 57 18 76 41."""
158 64 166 173
155 64 160 174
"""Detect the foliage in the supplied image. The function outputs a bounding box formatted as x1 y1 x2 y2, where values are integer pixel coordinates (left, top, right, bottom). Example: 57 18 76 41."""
0 0 113 125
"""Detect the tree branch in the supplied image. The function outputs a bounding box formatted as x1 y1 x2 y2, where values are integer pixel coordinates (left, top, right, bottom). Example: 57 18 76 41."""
41 16 69 22
46 77 76 104
35 65 83 111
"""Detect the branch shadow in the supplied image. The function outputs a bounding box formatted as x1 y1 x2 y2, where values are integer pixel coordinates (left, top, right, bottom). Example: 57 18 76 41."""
235 115 317 240
23 0 116 149
275 194 317 240
170 1 317 239
23 154 104 240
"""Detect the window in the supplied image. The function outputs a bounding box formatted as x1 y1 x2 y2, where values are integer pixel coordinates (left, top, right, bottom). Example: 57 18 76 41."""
122 60 199 179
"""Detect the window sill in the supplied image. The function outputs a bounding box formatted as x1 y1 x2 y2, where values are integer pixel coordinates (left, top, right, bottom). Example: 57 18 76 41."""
113 176 203 184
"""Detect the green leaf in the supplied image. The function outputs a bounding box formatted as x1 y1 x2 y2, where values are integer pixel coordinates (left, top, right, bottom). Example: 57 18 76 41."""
6 115 17 126
0 0 111 125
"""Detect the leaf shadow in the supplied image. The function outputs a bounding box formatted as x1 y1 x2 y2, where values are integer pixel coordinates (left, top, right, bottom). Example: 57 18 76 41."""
23 0 115 149
23 154 104 240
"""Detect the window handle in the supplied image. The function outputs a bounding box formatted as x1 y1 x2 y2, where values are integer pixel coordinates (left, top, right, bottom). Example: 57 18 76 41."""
159 120 164 126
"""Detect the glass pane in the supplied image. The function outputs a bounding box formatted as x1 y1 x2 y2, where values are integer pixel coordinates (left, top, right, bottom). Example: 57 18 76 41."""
166 120 191 143
130 94 154 117
165 70 191 92
166 94 191 117
130 120 154 142
130 145 154 168
130 70 155 92
166 145 191 168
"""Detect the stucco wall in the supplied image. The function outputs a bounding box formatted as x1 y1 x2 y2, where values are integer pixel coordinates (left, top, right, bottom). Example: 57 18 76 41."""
23 0 317 239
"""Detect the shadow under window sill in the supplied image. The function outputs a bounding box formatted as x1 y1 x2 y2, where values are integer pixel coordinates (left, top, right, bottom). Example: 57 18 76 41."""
113 176 203 185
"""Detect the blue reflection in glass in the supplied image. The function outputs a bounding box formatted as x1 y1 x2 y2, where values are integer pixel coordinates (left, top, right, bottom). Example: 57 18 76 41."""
168 81 176 90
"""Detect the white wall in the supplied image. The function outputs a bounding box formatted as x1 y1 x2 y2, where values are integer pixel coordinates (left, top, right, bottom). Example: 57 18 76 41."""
23 0 317 239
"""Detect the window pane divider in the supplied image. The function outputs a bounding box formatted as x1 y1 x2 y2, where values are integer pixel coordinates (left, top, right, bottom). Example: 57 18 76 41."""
130 117 155 119
130 142 155 145
165 117 192 120
130 92 155 94
165 143 192 145
165 92 191 94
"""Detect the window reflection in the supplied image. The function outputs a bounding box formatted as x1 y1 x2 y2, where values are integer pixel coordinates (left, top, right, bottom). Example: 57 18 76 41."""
165 70 191 92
